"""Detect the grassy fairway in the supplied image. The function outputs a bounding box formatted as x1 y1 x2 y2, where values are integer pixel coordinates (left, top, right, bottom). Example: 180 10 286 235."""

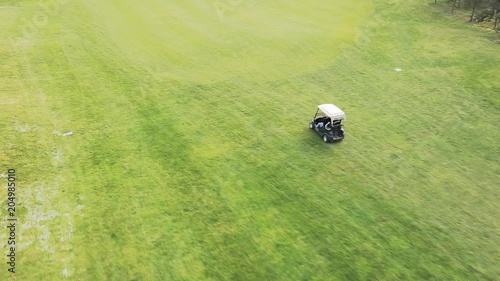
1 0 499 280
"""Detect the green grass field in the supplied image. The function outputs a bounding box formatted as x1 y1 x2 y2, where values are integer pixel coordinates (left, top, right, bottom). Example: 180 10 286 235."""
1 0 499 280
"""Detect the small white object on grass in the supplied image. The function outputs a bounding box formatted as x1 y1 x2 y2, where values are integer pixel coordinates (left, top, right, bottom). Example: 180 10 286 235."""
62 131 74 137
394 68 403 72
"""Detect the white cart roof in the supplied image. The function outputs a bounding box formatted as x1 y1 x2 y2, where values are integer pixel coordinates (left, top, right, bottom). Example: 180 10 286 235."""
318 104 346 120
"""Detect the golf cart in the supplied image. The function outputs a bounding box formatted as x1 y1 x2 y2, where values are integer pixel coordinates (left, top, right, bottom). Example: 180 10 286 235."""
309 103 346 143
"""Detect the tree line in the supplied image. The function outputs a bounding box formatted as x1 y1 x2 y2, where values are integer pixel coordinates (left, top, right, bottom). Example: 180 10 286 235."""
436 0 500 30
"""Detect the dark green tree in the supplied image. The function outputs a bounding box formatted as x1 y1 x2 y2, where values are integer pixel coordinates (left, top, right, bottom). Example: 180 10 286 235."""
466 0 483 21
491 0 500 29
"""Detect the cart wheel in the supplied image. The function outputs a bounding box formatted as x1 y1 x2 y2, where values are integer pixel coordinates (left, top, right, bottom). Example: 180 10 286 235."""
323 135 329 143
309 122 314 129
